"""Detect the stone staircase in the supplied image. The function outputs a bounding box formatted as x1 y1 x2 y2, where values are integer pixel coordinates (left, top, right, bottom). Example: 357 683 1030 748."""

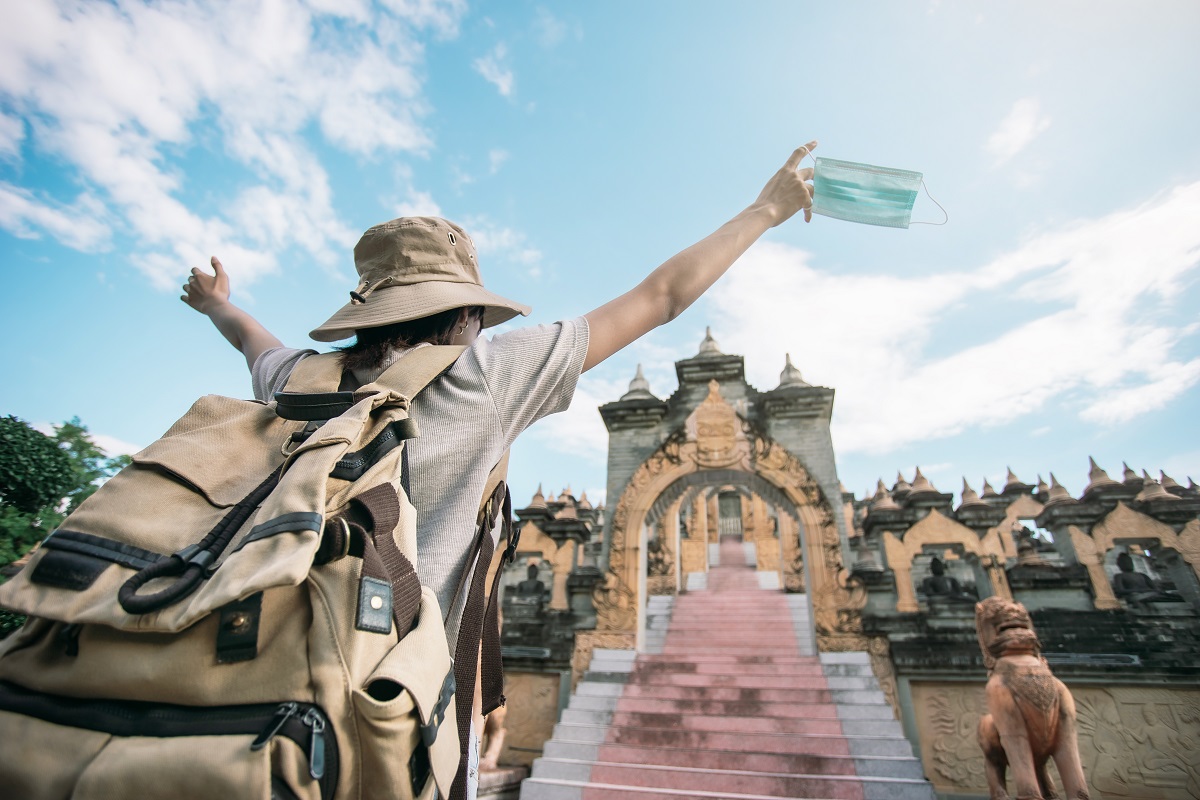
520 537 935 800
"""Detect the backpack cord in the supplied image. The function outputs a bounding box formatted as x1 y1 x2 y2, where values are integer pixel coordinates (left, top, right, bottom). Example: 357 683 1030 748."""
118 467 283 615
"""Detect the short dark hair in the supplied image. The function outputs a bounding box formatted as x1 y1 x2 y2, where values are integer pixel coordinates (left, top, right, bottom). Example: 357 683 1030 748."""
337 306 483 372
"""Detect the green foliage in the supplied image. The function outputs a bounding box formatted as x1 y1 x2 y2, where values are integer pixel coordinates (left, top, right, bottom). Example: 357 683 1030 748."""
0 416 131 569
0 415 74 514
0 608 23 639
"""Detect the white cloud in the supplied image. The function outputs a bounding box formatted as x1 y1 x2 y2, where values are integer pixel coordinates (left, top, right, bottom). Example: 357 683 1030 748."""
0 183 110 251
708 180 1200 455
394 188 444 218
1080 359 1200 425
463 216 543 277
0 113 24 159
488 148 510 174
0 0 464 286
986 98 1051 165
92 433 144 458
533 8 569 47
473 43 515 97
527 373 620 460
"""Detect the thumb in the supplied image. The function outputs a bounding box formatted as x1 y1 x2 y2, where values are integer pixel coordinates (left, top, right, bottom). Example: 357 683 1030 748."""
210 256 226 276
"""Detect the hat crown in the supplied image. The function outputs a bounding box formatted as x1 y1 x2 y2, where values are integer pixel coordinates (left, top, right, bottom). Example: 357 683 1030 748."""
354 217 482 288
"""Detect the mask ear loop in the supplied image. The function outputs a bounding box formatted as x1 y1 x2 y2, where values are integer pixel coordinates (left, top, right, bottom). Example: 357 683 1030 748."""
805 150 949 226
910 180 949 226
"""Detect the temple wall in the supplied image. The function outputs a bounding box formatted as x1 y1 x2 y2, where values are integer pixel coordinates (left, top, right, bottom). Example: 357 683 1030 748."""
495 671 564 768
907 680 1200 799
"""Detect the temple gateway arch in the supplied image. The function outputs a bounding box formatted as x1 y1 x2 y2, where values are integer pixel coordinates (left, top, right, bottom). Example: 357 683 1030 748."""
582 331 870 661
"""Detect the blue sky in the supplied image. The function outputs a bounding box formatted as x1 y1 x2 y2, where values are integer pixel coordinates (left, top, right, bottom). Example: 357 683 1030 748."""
2 0 1198 509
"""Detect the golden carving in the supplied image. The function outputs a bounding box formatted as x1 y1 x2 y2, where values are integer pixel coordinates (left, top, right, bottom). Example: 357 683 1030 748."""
689 380 748 469
591 571 636 632
975 597 1089 800
1070 525 1120 610
866 635 900 720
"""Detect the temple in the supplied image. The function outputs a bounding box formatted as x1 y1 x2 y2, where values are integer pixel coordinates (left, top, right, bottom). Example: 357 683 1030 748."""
484 331 1200 800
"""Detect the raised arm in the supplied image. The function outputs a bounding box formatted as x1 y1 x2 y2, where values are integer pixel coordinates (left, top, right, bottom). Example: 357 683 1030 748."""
181 256 284 372
582 142 817 372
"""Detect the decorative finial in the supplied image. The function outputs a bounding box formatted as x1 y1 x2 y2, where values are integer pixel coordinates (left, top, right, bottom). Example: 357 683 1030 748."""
1043 473 1077 506
529 483 547 510
698 326 722 356
620 363 658 400
910 467 937 494
1136 472 1178 502
958 478 989 510
870 486 901 511
1084 456 1120 496
1005 467 1021 489
778 353 810 388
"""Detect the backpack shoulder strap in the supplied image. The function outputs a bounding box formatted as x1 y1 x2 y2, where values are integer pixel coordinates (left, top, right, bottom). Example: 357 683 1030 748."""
369 345 465 399
280 351 344 394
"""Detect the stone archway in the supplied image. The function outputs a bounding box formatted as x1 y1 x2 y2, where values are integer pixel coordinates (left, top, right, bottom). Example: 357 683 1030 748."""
589 380 865 652
648 473 803 594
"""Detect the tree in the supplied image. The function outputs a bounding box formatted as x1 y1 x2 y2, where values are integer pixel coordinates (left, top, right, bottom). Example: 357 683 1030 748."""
1 416 131 637
0 415 74 514
0 416 131 568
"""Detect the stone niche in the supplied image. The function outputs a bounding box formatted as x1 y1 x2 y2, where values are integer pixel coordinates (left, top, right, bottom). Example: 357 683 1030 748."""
910 681 1200 799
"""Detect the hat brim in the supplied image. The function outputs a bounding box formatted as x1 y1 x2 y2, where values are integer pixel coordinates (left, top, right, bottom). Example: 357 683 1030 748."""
309 281 531 342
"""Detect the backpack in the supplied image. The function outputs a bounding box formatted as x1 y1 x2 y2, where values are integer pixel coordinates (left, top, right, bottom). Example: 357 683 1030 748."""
0 346 516 800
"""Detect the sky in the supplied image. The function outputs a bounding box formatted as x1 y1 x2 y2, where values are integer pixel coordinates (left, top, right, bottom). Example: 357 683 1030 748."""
2 0 1198 511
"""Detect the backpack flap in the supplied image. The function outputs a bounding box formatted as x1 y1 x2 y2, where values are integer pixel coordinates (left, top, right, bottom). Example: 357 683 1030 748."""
0 385 417 635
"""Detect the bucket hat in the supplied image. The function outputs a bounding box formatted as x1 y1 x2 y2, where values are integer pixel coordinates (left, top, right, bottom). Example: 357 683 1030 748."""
310 216 531 342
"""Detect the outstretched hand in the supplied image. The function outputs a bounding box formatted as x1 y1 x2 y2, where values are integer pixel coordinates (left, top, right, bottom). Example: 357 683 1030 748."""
181 256 230 314
753 140 817 225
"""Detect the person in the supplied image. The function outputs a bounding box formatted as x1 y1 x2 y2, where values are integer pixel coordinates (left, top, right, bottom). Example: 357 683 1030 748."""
182 142 817 640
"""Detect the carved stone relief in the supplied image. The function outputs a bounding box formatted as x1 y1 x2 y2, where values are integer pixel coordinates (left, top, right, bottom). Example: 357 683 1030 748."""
911 682 1200 799
501 671 561 768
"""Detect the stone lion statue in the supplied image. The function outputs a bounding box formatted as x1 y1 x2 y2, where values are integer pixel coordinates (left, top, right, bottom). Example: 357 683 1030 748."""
975 596 1090 800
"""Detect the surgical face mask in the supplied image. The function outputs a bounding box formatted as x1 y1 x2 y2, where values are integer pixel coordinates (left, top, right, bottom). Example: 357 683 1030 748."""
809 156 947 229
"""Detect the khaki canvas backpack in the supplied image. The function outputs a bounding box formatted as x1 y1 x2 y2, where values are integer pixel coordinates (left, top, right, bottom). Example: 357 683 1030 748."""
0 346 515 800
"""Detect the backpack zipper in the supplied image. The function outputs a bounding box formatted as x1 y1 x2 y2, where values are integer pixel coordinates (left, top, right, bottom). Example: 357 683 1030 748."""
0 682 337 800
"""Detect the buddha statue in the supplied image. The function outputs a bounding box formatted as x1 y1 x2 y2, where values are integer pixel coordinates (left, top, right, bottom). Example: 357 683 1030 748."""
1111 552 1179 608
919 556 978 604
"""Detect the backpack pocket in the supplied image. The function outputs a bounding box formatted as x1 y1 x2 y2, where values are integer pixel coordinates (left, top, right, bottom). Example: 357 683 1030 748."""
351 589 459 800
0 682 335 800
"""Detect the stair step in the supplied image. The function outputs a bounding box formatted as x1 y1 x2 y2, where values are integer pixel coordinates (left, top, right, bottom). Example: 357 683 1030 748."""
533 758 875 798
543 740 927 779
520 551 935 800
550 723 916 756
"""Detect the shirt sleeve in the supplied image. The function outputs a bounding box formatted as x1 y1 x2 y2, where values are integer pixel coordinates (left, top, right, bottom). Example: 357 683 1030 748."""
470 317 590 444
251 346 318 401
